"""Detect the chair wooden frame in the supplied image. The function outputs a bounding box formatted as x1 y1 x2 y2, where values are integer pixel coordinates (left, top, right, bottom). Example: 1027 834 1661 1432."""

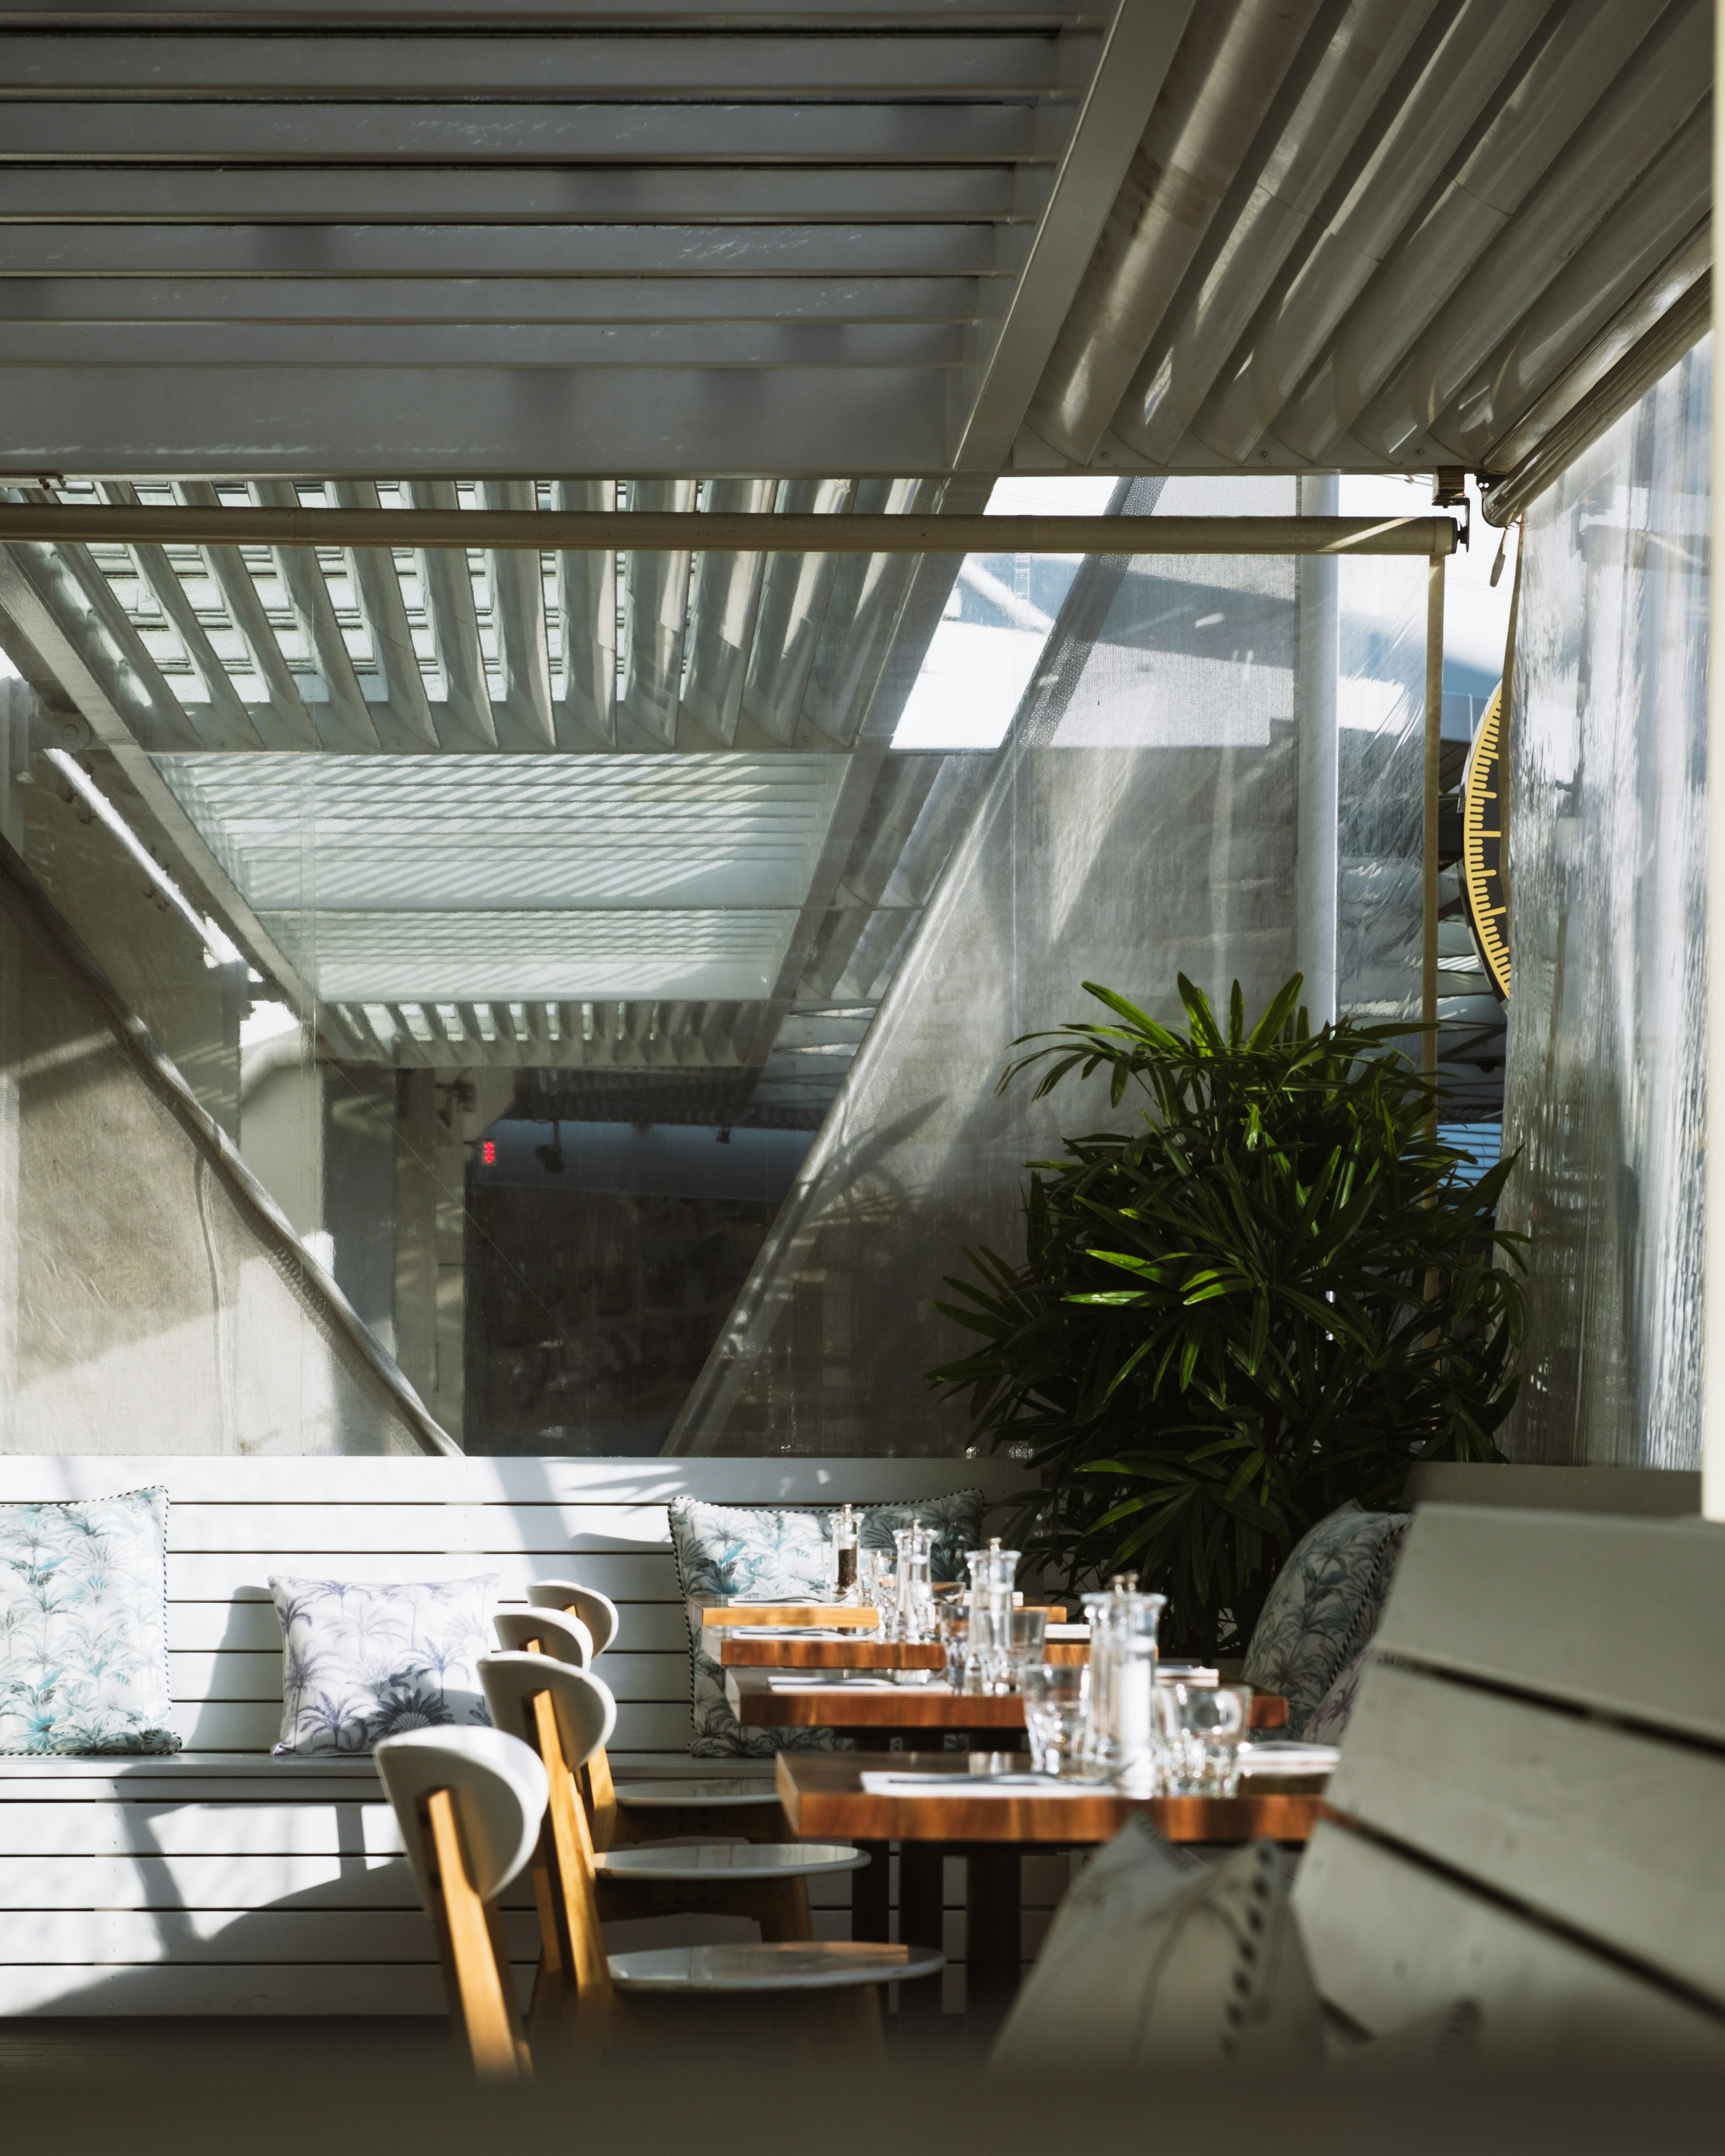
514 1629 821 1952
419 1784 535 2081
519 1678 619 2047
376 1732 548 2082
502 1606 792 1871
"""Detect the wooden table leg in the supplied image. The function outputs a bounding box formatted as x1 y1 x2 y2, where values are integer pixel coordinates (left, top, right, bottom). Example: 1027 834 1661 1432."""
964 1842 1022 2041
896 1841 946 2036
852 1838 890 1944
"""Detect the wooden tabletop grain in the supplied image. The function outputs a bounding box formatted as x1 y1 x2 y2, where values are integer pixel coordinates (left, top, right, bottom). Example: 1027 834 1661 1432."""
775 1750 1324 1845
725 1667 1288 1730
719 1637 1089 1669
696 1598 1069 1629
695 1598 880 1630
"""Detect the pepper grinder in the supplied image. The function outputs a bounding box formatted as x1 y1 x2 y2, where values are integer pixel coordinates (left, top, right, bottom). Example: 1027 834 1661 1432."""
834 1502 859 1600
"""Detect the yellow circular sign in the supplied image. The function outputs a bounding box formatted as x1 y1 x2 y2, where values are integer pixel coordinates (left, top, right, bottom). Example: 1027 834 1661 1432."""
1461 681 1509 1001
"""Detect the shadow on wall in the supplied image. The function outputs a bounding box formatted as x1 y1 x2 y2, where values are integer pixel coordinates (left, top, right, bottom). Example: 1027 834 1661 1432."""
0 845 443 1457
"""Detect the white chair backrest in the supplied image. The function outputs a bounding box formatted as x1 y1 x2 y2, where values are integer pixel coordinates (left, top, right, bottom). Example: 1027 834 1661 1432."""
376 1727 548 1911
481 1652 618 1775
527 1579 621 1656
495 1606 594 1665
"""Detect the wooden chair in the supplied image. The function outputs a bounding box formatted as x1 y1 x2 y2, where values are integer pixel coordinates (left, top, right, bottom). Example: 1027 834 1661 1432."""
1293 1504 1725 2061
495 1609 852 1944
374 1726 548 2081
479 1652 942 2053
527 1577 620 1652
498 1600 784 1851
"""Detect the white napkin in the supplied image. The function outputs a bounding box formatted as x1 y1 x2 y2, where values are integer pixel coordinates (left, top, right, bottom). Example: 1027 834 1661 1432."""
858 1771 1100 1797
767 1675 900 1692
729 1626 845 1639
1237 1741 1339 1773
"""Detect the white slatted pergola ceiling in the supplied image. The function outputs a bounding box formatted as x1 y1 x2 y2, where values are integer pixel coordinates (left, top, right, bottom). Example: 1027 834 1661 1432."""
161 751 846 1006
0 471 1000 1116
0 0 1706 484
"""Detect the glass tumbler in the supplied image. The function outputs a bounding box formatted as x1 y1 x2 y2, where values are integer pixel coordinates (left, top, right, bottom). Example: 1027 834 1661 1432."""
1020 1662 1088 1776
1157 1681 1249 1795
858 1547 891 1610
1005 1606 1048 1688
890 1524 937 1643
936 1606 970 1690
963 1542 1020 1693
1081 1583 1167 1789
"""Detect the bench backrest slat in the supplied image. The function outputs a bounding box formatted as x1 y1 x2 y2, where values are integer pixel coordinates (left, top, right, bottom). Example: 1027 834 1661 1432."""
1372 1505 1725 1744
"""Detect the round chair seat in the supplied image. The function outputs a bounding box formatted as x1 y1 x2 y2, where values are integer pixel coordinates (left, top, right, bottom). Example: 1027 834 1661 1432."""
612 1779 783 1808
609 1942 944 1994
594 1842 864 1881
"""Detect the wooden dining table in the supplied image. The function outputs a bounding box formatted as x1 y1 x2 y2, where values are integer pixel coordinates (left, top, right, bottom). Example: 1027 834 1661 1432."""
776 1747 1327 2031
722 1664 1290 1734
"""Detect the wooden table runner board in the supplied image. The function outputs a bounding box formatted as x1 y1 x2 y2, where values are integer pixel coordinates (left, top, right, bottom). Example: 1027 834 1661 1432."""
724 1637 942 1668
698 1600 1070 1630
776 1751 1325 1846
726 1668 1288 1730
697 1600 881 1629
721 1636 1090 1669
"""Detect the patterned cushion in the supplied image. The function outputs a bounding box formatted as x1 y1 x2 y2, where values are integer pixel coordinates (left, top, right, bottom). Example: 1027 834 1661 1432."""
1306 1645 1371 1745
269 1574 499 1757
993 1818 1323 2071
0 1486 178 1755
667 1491 985 1758
1242 1503 1411 1737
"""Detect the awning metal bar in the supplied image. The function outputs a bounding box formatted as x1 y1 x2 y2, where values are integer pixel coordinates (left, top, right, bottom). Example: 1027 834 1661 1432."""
0 507 1459 557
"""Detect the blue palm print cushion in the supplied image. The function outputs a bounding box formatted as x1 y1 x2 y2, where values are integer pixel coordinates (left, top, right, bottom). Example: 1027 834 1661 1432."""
269 1574 500 1756
668 1492 985 1758
0 1485 178 1755
1241 1503 1411 1738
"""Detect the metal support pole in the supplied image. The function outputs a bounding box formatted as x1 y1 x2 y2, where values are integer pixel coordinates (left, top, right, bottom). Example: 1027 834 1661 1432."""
1423 552 1446 1125
1296 473 1340 1026
0 505 1459 558
1705 0 1725 1521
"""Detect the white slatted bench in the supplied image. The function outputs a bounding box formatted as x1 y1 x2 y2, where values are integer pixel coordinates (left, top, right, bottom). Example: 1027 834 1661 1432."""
0 1455 1021 2016
1295 1503 1725 2060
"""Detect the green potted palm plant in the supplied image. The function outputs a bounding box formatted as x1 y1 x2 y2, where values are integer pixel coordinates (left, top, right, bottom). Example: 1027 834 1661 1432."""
929 973 1525 1657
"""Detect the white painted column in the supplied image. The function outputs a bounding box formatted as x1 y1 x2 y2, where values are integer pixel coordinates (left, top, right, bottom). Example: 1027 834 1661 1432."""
1705 2 1725 1520
1296 472 1340 1024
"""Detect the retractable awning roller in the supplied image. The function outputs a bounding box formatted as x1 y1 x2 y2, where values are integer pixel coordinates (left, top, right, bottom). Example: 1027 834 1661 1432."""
0 508 1459 557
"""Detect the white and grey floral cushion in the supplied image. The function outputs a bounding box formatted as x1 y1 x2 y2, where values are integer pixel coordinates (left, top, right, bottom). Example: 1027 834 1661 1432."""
269 1574 500 1757
1307 1644 1371 1745
1242 1502 1411 1738
667 1491 985 1758
993 1817 1324 2072
0 1485 178 1755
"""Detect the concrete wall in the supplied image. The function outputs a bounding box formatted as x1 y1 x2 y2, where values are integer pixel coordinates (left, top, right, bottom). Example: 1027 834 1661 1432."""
0 826 444 1456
